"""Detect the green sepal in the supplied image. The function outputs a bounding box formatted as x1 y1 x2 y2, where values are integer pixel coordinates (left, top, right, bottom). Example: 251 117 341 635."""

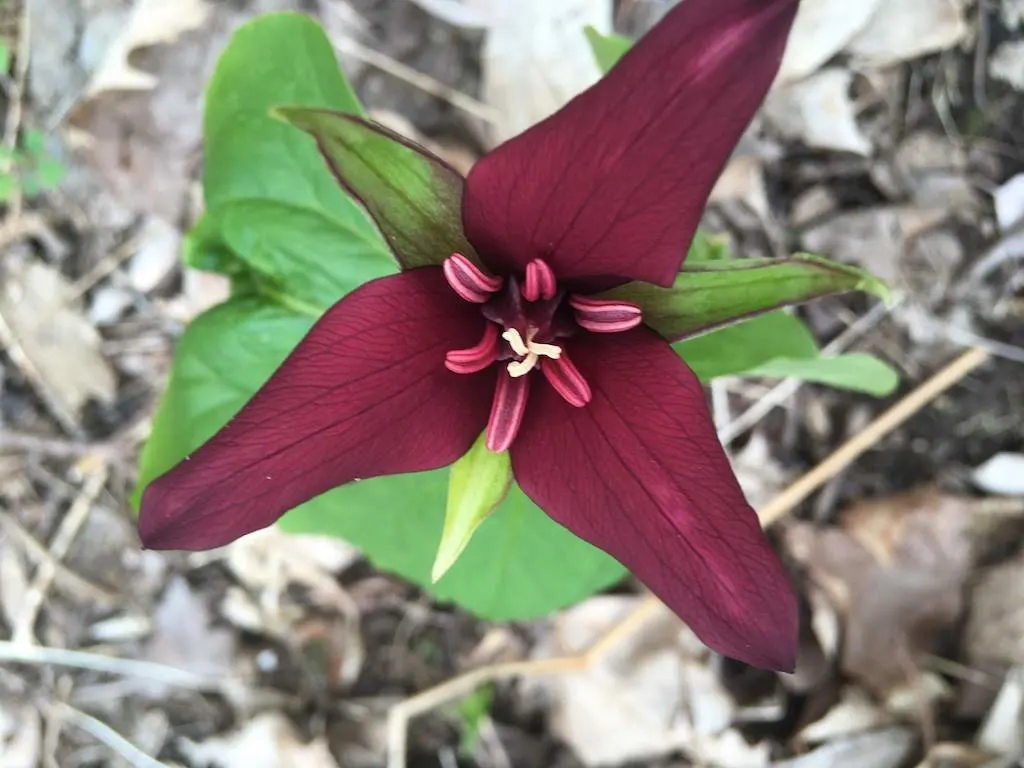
274 107 481 270
583 26 632 73
602 253 891 343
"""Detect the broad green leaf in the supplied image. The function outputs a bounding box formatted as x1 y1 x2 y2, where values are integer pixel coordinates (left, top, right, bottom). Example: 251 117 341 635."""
186 200 392 311
136 302 625 621
202 12 377 246
679 310 817 382
583 26 632 73
275 107 480 270
432 434 513 583
747 353 899 396
604 253 890 342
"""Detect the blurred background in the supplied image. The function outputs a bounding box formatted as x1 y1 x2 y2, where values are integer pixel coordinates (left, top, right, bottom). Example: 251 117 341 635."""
1 0 1023 765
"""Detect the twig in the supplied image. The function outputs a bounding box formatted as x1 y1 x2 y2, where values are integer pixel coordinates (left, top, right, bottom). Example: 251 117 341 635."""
1 0 30 219
0 430 121 461
334 37 500 124
718 300 894 445
0 512 118 606
0 641 238 693
48 702 168 768
12 464 109 644
758 347 991 527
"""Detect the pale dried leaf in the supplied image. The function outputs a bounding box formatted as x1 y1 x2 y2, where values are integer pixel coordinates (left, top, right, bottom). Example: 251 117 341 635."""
994 174 1024 231
978 668 1024 756
0 259 117 419
845 0 968 68
990 40 1024 91
973 454 1024 497
764 69 872 155
966 548 1024 666
179 712 339 768
0 699 41 768
0 541 30 631
481 0 612 144
786 489 974 694
798 689 888 744
710 155 770 221
533 596 759 767
773 728 916 768
128 216 182 293
83 0 211 96
407 0 491 28
775 0 884 83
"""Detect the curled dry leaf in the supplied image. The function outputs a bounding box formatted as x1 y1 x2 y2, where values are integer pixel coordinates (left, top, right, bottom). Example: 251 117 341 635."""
532 596 768 767
764 69 872 156
786 489 974 695
0 258 117 424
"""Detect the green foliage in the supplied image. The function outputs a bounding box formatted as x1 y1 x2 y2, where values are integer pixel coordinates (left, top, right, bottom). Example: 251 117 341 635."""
451 685 495 756
0 129 66 203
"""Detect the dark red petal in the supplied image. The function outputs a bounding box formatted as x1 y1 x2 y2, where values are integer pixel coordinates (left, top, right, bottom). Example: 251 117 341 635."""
140 269 494 551
511 329 797 670
462 0 798 287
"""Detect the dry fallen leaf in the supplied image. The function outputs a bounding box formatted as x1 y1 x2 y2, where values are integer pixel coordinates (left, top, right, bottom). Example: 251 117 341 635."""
977 667 1024 756
773 727 916 768
179 712 339 768
786 489 975 694
0 698 41 768
966 547 1024 667
532 596 768 767
845 0 968 68
972 454 1024 497
764 68 872 155
775 0 884 83
0 257 117 425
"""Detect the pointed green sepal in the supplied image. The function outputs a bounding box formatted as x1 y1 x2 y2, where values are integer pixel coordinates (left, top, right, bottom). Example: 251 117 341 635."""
601 253 890 343
583 26 633 73
273 107 481 270
432 434 513 583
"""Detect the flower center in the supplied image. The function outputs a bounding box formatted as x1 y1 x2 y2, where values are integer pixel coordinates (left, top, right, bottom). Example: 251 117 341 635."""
441 253 642 452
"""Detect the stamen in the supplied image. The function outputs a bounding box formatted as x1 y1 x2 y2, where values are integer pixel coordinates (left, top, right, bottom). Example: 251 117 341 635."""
486 373 530 452
443 253 503 304
569 295 643 333
523 259 557 302
541 352 591 407
445 323 500 374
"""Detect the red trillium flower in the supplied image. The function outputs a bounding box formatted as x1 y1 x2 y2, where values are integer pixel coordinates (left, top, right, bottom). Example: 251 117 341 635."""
141 0 802 670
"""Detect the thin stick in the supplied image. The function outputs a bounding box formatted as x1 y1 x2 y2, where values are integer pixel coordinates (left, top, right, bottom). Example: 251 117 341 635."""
13 464 109 643
758 347 990 527
49 702 168 768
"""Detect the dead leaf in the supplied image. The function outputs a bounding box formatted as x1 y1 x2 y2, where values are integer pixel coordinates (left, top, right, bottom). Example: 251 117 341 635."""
141 575 236 696
179 712 339 768
765 68 872 155
991 40 1024 91
773 727 916 768
775 0 884 83
845 0 968 68
994 173 1024 232
0 699 41 768
973 454 1024 497
977 667 1024 756
797 688 889 744
786 489 974 694
0 541 30 631
966 548 1024 666
532 596 768 767
0 257 117 424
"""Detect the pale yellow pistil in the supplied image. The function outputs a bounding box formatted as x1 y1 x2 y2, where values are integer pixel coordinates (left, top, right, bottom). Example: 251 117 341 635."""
502 327 562 377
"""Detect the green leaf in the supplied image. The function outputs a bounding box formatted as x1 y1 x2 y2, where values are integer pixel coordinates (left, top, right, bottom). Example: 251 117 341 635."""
583 26 632 73
275 108 481 270
603 253 890 342
452 685 494 757
0 42 10 75
746 353 899 396
186 200 393 311
678 310 818 382
202 12 376 246
0 173 16 202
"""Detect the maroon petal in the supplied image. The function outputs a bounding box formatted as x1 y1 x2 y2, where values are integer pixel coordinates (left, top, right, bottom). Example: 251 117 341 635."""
462 0 798 287
140 269 494 551
511 329 797 670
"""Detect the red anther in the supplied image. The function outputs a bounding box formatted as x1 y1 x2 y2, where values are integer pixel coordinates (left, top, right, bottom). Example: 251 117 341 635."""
485 372 530 452
523 259 557 302
445 322 501 374
443 253 503 304
568 295 643 333
541 351 591 407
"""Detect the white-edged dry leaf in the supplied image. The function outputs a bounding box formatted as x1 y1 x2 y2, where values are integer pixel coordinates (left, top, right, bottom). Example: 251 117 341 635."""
776 0 884 83
798 689 888 744
0 258 117 421
786 489 974 694
773 728 916 768
845 0 968 68
481 0 612 144
84 0 211 96
179 712 339 768
990 40 1024 91
978 668 1024 755
532 596 765 767
141 576 236 696
973 454 1024 497
0 699 41 768
765 68 871 155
